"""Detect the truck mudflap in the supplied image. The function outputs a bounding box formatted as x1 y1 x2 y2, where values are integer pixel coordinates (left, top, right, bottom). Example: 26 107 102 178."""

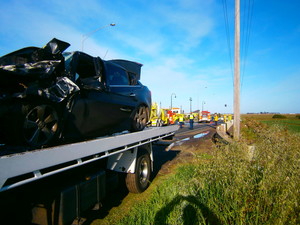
107 143 153 173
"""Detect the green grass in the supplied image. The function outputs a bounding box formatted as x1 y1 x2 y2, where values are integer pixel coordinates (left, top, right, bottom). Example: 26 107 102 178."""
242 114 300 133
261 119 300 133
95 118 300 225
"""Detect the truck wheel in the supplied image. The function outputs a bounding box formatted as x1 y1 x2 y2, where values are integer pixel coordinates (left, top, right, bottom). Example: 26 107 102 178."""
131 106 149 131
22 103 61 148
125 152 151 193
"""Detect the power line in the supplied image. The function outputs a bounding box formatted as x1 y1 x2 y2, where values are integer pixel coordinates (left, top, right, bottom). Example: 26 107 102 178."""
241 0 255 88
222 0 255 90
222 0 234 86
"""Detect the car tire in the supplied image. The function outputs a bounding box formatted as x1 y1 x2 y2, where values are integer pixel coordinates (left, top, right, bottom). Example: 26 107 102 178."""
21 103 61 148
131 106 149 131
157 119 163 127
159 119 163 127
125 152 151 193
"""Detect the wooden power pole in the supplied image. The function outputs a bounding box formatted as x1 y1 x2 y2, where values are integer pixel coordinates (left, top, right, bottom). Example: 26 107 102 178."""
234 0 240 140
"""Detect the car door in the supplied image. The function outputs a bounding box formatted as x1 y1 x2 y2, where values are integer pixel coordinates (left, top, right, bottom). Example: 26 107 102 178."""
65 54 123 138
104 61 139 121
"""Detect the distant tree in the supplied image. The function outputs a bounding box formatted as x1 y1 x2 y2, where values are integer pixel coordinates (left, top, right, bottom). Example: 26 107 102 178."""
272 114 287 119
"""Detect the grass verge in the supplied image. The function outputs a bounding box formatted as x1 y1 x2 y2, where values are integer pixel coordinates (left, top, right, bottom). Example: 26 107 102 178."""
94 118 300 225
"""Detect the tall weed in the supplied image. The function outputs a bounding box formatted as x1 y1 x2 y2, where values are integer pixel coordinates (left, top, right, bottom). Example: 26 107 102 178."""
193 119 300 224
113 119 300 225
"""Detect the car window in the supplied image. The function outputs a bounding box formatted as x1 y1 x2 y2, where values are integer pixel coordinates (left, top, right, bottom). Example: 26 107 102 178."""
106 63 129 85
128 72 138 85
76 54 96 79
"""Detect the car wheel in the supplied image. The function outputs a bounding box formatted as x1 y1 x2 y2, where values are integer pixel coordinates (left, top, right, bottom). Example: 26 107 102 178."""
125 152 151 193
22 104 61 148
158 119 163 127
132 106 149 131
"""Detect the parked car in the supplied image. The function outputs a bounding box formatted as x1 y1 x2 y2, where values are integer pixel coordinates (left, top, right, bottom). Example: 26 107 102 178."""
0 38 151 148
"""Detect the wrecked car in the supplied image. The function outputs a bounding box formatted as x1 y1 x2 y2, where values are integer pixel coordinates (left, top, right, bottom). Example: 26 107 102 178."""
0 38 151 148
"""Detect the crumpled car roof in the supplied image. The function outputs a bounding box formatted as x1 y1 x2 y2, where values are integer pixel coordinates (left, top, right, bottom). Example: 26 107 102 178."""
0 38 79 102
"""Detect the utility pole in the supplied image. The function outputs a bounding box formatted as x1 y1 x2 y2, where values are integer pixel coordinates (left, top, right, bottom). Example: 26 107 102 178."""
189 97 192 113
170 93 176 110
234 0 240 140
202 101 205 112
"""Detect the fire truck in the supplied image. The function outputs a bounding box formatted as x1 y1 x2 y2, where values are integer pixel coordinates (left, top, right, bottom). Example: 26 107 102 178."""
199 111 211 123
167 107 183 125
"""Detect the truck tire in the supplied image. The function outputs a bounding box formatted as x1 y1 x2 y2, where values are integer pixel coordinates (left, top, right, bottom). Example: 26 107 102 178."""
125 152 151 193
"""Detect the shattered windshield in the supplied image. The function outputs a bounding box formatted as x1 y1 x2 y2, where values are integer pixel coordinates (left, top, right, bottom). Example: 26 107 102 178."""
63 52 73 73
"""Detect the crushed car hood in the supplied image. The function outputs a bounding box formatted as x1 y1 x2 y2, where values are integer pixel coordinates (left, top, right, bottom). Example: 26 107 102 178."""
0 38 79 102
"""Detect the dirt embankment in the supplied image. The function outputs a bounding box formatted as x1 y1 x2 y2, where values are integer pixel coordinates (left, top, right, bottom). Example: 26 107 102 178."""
157 126 217 176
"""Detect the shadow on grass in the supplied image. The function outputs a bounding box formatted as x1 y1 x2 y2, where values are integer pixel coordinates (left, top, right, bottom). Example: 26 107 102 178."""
154 195 221 225
82 144 180 224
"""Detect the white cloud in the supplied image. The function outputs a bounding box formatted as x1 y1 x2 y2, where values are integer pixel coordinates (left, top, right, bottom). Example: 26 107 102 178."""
141 55 234 113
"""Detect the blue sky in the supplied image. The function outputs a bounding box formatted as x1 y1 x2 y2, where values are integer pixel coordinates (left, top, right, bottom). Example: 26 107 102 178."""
0 0 299 114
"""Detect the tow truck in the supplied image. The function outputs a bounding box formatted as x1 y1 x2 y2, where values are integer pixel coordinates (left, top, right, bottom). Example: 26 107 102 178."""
0 125 178 225
150 102 170 126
